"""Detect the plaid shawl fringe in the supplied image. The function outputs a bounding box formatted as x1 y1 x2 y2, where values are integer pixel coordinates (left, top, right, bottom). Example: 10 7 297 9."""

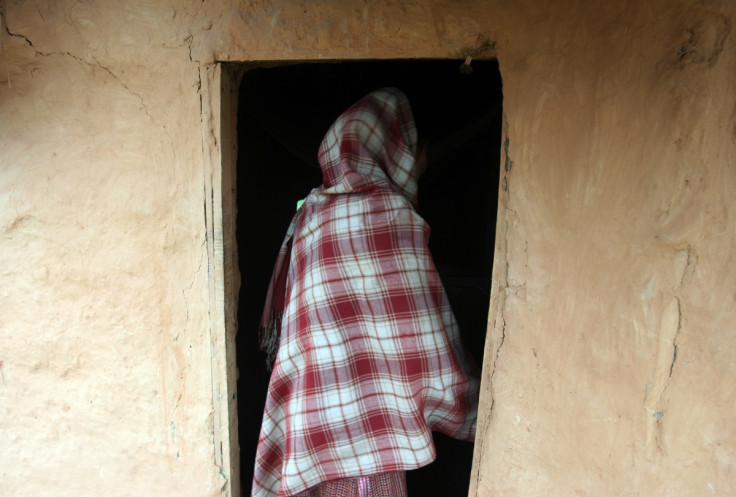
259 310 282 370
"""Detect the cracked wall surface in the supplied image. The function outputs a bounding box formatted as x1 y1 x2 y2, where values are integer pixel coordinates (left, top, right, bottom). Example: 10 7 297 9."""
472 2 736 495
1 1 735 496
0 1 222 495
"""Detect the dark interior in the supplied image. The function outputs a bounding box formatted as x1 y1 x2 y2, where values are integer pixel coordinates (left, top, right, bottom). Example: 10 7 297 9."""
236 59 502 495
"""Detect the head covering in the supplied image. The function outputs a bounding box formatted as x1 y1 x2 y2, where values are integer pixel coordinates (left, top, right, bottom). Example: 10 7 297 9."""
317 86 420 205
254 88 479 497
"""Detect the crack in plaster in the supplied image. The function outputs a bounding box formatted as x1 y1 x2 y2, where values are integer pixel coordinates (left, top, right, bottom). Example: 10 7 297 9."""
643 295 682 456
5 16 182 216
668 299 682 379
186 33 203 65
503 137 513 173
642 243 695 455
676 245 697 289
473 116 513 494
3 21 154 121
488 317 507 415
196 65 204 127
489 121 515 410
1 11 16 87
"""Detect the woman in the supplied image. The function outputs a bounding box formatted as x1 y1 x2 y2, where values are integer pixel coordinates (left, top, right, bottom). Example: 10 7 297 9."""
253 87 478 497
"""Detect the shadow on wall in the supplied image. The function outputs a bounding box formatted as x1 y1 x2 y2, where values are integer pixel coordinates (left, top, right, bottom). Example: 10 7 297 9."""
235 59 503 495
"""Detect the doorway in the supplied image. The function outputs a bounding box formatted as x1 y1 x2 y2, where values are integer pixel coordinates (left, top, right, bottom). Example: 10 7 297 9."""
235 59 502 495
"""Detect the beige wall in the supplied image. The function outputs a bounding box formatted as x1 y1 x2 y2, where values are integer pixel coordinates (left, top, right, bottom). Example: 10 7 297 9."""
1 1 734 496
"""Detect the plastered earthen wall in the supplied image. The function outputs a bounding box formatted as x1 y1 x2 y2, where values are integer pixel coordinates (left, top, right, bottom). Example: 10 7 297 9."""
1 1 734 496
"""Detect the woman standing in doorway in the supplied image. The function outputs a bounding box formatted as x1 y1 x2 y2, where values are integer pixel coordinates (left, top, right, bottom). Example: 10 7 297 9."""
252 87 478 497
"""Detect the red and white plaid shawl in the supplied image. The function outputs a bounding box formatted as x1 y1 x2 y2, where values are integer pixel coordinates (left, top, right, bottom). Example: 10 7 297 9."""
253 88 479 497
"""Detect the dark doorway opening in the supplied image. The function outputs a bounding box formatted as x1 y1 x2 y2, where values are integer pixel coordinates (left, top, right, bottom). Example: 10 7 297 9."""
236 59 502 495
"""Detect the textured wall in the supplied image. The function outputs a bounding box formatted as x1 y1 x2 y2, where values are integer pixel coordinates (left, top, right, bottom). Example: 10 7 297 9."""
1 1 734 496
0 1 223 495
475 3 736 496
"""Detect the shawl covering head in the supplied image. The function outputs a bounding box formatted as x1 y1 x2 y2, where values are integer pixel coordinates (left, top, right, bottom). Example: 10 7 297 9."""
254 88 479 497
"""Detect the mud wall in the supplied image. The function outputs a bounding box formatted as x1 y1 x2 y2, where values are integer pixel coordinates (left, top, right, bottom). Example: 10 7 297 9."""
1 1 733 496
